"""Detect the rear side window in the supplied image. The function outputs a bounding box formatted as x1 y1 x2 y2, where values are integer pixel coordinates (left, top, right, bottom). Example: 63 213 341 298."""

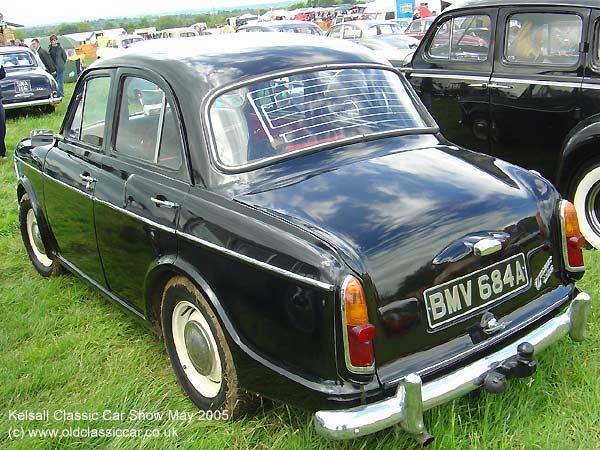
505 13 582 65
343 26 361 39
114 76 183 170
428 15 491 62
209 68 427 168
328 26 341 38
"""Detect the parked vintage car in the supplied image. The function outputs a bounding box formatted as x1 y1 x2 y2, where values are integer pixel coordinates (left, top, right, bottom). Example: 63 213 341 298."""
14 35 591 443
158 27 200 38
237 20 323 35
326 19 406 40
0 46 61 112
406 0 600 250
96 34 144 59
405 17 436 40
354 34 420 67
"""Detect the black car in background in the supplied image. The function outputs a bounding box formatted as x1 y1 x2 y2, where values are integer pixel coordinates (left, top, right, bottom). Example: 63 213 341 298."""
0 46 61 112
14 35 591 442
407 0 600 249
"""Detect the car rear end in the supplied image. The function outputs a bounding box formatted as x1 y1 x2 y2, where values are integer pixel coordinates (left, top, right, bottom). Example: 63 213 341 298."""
316 184 590 442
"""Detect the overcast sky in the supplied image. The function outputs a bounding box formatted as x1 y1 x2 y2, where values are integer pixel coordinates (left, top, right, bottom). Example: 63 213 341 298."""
2 0 280 27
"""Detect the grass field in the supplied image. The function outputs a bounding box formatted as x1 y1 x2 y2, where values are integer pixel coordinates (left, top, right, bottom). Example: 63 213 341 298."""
0 84 599 450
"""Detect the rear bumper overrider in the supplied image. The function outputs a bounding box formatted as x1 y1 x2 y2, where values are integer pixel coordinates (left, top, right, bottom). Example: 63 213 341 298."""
315 291 592 440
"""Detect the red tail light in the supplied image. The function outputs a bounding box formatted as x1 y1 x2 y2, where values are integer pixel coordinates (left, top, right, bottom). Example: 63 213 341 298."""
560 201 585 272
342 276 376 373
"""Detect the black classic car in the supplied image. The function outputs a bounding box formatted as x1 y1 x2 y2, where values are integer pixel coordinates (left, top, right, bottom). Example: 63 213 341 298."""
0 46 61 112
407 0 600 250
14 35 591 443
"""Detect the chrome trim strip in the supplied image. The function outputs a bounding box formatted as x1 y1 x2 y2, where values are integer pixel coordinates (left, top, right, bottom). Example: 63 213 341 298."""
412 73 583 89
582 82 600 90
491 77 581 89
204 63 437 174
15 157 335 291
4 97 62 109
94 198 176 235
314 291 592 440
340 275 375 375
559 200 585 273
178 231 335 291
410 73 490 82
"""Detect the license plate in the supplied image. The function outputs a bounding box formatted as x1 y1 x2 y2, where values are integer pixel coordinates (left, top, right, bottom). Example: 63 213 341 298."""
423 253 529 329
14 80 31 94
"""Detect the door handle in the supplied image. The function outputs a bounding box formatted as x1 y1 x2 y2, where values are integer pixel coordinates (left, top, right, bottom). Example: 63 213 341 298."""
467 82 488 88
79 173 97 190
151 196 179 209
488 83 513 90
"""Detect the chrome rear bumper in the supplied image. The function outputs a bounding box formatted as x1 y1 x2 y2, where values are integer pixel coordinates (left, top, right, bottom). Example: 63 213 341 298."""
315 291 592 440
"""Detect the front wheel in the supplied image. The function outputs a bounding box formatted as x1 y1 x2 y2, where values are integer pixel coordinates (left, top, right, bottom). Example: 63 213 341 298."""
571 164 600 249
161 277 258 417
19 195 64 276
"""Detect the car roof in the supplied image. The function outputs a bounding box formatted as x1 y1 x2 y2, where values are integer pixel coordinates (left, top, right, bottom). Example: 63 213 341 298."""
243 20 319 28
0 46 34 55
445 0 598 12
93 34 392 91
334 20 401 28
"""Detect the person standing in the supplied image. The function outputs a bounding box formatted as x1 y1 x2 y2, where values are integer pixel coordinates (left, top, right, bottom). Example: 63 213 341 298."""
0 64 6 160
48 35 67 98
30 38 56 75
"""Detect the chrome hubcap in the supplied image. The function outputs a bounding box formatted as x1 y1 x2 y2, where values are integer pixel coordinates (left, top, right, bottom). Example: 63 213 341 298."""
184 320 213 376
172 300 222 398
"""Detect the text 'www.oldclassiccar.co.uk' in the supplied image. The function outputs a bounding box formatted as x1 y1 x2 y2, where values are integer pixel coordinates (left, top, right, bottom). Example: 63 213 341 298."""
6 409 229 440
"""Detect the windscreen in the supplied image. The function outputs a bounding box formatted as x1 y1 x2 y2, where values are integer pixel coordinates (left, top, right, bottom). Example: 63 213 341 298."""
210 67 427 168
0 52 35 68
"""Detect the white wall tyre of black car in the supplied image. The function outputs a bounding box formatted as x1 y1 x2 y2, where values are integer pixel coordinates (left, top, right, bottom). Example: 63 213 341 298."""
19 195 63 277
161 277 259 416
572 165 600 249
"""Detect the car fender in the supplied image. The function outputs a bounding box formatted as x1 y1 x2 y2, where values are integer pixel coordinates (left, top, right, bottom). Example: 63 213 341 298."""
16 176 58 258
556 113 600 194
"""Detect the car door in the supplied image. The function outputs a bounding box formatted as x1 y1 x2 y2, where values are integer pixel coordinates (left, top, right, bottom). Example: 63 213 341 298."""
94 70 190 311
409 9 496 153
43 72 113 286
580 9 600 134
489 6 588 182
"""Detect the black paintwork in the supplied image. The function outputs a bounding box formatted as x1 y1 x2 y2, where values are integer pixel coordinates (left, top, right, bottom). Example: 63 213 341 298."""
14 34 581 411
408 0 600 195
0 46 59 107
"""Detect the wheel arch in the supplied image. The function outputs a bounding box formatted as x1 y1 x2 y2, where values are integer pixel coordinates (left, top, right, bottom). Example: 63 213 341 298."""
557 115 600 196
143 257 241 346
16 177 58 257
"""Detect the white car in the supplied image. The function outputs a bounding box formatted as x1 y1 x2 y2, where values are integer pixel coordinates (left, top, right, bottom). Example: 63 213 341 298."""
96 34 144 59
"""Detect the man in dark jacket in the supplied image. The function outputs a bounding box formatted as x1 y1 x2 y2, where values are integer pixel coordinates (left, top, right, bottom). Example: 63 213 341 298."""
30 38 56 75
48 35 67 98
0 65 6 159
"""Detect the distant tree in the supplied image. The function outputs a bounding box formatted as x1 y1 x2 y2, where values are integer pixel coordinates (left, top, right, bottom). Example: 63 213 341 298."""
13 29 26 40
136 17 150 29
155 15 181 30
102 21 118 30
56 21 92 35
288 2 308 10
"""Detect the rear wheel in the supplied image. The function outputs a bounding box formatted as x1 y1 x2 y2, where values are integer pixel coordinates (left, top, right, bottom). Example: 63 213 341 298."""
19 195 64 276
570 163 600 249
161 276 259 417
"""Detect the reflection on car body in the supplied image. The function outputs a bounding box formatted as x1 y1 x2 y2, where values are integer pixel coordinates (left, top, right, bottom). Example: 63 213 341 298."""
13 34 591 443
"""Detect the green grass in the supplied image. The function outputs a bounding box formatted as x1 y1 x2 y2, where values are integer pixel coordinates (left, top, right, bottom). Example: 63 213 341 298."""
0 84 599 450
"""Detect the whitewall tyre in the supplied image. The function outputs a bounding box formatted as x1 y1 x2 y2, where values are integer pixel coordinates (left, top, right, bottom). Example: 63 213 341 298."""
572 165 600 249
19 195 64 277
161 276 260 417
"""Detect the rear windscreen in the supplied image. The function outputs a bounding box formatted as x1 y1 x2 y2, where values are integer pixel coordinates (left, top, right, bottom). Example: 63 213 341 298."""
209 67 426 168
